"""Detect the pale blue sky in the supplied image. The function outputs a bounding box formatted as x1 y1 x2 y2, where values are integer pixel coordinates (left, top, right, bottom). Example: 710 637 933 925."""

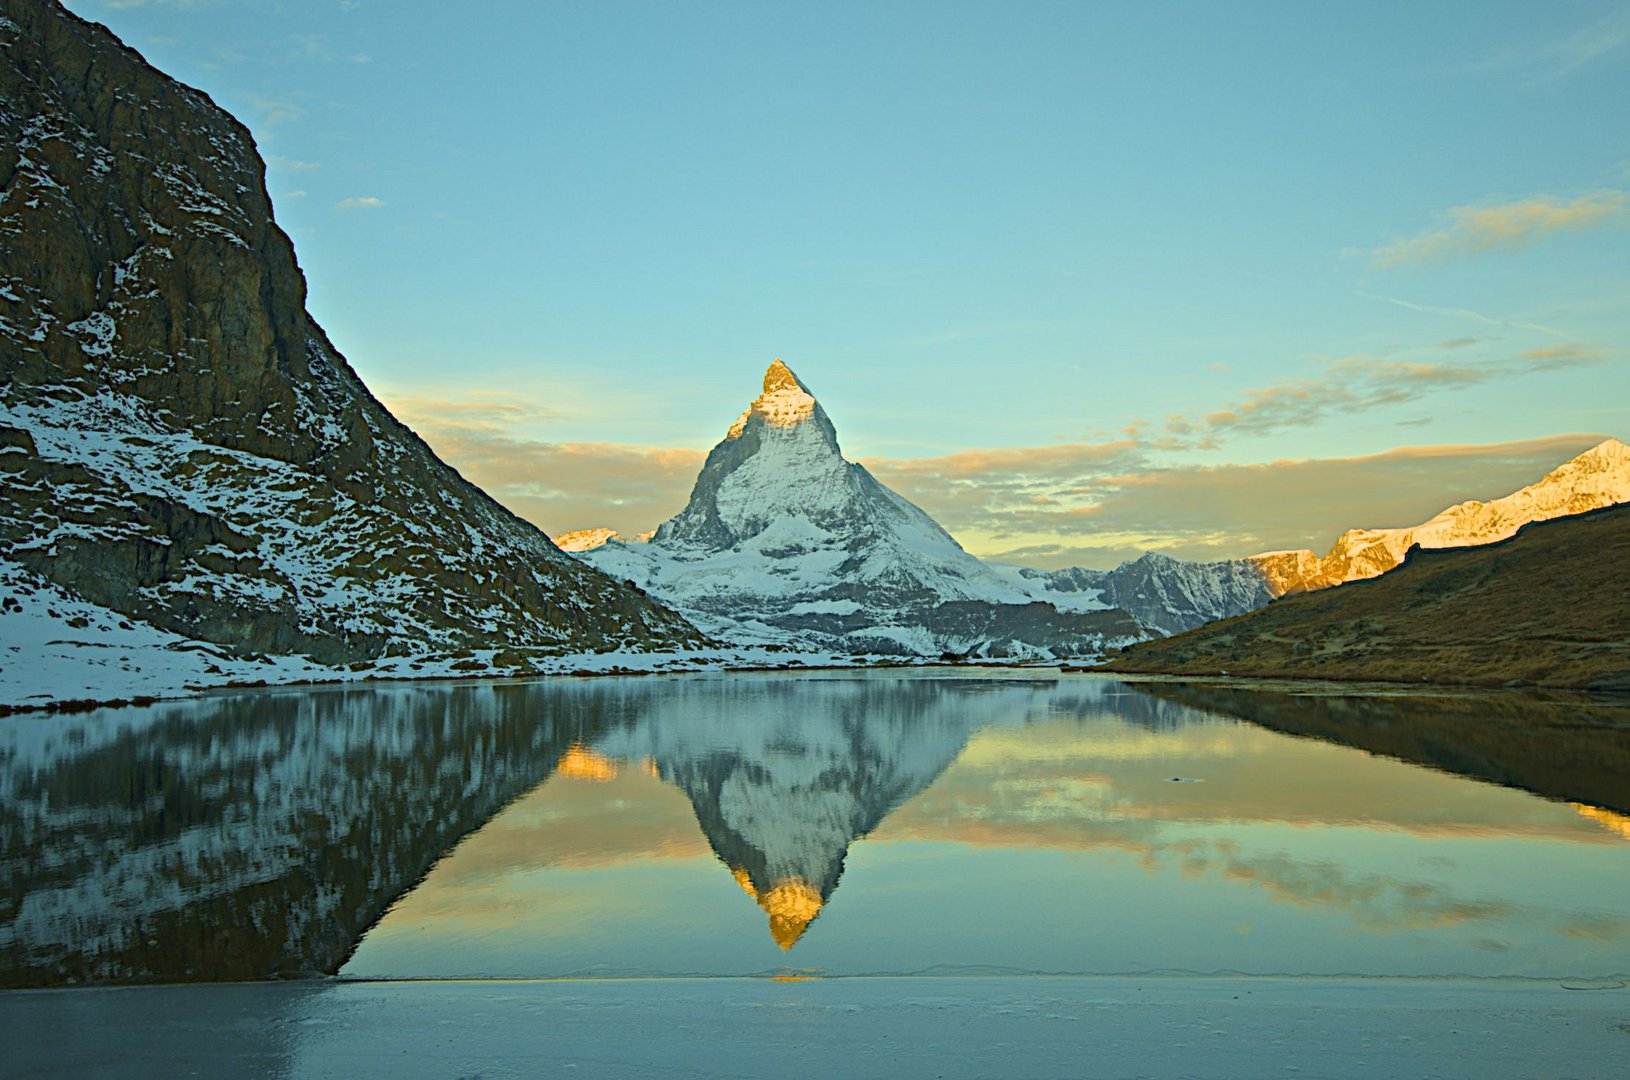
64 1 1630 563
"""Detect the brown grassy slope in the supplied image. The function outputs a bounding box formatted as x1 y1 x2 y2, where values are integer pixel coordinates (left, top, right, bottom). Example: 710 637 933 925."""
1101 503 1630 690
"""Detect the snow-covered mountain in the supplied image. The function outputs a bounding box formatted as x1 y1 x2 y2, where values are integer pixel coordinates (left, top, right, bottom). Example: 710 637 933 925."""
991 553 1276 636
553 527 638 552
0 1 702 710
1248 438 1630 594
570 361 1142 657
990 439 1630 633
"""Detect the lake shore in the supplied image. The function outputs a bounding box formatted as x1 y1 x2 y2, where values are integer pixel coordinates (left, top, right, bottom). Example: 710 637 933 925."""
4 975 1626 1079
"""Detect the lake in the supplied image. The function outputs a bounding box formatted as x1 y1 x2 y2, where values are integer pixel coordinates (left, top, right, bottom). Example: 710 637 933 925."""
3 671 1628 987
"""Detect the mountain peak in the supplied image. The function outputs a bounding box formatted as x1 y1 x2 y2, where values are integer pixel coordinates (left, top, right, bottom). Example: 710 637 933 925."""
1570 438 1630 467
763 358 803 394
726 358 820 438
1530 437 1630 491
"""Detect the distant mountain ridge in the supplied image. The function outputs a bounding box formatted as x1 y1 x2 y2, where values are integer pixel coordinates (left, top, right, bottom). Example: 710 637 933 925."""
1247 438 1630 593
567 361 1143 657
990 553 1277 636
1103 501 1630 691
0 0 701 706
989 438 1630 633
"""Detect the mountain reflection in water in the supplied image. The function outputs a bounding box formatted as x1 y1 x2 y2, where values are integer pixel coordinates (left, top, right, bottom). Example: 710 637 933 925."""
3 672 1628 987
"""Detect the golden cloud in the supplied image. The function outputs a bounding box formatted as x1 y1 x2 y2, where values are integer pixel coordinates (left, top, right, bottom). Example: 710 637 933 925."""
1370 192 1626 268
383 393 705 538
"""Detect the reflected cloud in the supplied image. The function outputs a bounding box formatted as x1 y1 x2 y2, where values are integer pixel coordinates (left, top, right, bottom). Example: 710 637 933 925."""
381 390 706 539
556 744 622 782
1214 850 1512 932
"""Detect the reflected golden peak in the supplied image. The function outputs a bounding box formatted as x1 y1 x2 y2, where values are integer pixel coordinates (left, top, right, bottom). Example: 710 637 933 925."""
761 877 824 951
731 865 759 900
1572 803 1630 841
557 744 619 782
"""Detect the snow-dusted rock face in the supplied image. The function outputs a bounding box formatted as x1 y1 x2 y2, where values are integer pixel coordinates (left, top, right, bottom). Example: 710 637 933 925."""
998 553 1276 637
574 361 1143 657
1248 439 1630 594
0 2 701 683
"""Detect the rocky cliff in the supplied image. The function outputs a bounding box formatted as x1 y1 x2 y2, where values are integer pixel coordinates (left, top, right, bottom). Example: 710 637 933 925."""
0 0 702 689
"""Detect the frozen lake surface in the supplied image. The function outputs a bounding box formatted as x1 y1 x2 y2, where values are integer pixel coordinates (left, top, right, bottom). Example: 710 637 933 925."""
7 974 1629 1079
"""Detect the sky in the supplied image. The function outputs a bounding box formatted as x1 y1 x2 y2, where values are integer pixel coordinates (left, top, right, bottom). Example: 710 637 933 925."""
63 0 1630 566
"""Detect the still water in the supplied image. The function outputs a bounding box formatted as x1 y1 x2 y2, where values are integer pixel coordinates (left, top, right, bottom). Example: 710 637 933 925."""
3 671 1628 986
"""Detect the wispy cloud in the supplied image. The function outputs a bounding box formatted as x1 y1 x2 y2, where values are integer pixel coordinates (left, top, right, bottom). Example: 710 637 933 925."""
335 195 385 210
1460 7 1630 80
1546 7 1630 73
253 98 305 125
1517 342 1606 369
1155 340 1607 448
384 394 705 538
285 34 371 65
1366 193 1626 268
1182 356 1484 443
387 393 564 432
267 155 319 173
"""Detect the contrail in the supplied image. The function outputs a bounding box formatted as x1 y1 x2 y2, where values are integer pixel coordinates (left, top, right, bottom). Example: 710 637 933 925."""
1355 291 1571 339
